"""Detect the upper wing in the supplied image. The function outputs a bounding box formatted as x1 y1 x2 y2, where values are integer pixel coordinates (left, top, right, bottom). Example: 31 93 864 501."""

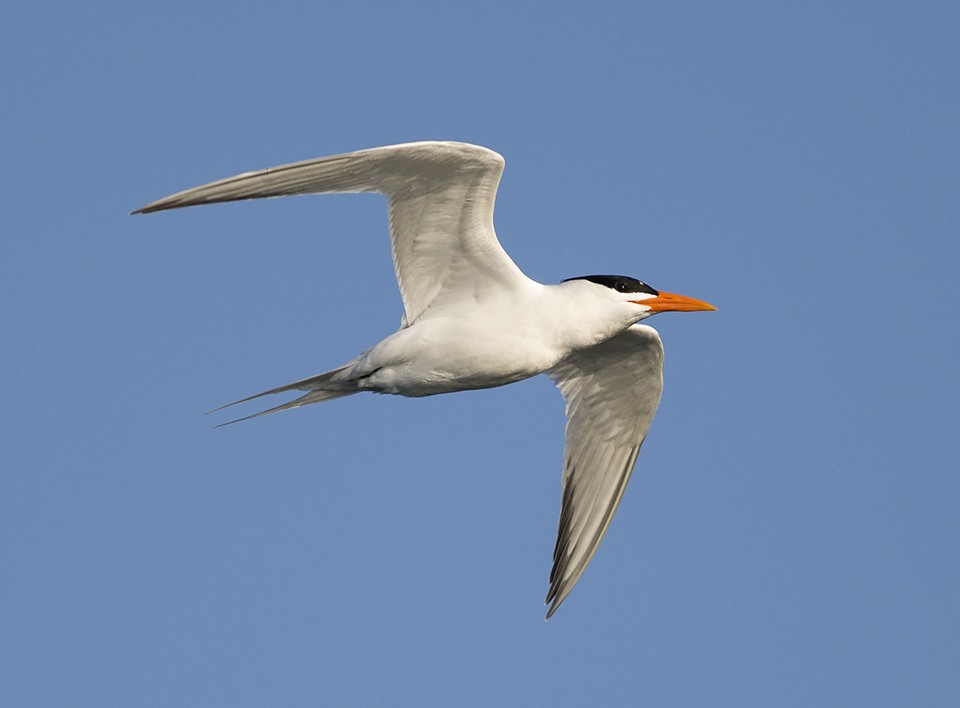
133 141 532 326
545 324 664 618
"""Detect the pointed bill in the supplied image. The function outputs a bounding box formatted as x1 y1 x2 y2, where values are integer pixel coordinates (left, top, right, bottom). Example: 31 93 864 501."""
634 291 716 312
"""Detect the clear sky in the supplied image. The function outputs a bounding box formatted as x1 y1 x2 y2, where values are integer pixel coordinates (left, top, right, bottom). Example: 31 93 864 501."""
2 2 958 705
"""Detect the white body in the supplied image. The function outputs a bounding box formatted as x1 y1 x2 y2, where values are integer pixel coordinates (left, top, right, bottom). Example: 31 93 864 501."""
349 279 641 396
134 141 711 618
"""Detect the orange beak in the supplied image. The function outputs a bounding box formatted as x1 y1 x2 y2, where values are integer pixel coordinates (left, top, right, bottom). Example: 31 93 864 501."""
632 291 717 313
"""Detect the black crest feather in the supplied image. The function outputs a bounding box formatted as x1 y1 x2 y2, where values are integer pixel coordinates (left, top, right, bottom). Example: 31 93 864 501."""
563 275 658 296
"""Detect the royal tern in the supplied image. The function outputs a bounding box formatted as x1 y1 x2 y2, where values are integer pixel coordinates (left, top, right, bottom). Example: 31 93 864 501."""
133 141 715 617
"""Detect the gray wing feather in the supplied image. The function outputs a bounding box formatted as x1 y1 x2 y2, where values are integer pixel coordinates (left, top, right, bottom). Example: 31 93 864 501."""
133 141 531 326
545 324 664 617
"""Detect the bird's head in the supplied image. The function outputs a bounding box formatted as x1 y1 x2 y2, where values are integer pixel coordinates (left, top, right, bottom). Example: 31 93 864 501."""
563 275 717 321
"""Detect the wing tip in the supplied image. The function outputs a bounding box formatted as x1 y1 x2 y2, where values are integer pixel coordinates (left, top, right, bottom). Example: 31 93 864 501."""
130 195 205 215
544 600 561 620
130 197 183 215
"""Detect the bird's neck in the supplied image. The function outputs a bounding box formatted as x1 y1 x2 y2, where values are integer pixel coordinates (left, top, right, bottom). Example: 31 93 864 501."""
536 284 639 355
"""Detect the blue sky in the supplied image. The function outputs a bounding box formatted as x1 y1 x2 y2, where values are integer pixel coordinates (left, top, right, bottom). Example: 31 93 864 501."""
2 1 959 705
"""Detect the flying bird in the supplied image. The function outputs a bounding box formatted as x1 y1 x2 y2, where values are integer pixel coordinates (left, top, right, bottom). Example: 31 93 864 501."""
133 141 715 617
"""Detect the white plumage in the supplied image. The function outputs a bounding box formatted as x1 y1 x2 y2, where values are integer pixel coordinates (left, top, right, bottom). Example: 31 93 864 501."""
134 141 715 617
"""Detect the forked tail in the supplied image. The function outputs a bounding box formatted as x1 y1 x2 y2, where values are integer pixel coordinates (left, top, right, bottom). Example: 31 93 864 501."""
210 364 359 426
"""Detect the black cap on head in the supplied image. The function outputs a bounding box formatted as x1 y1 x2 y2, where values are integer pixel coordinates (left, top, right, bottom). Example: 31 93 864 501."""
563 275 659 296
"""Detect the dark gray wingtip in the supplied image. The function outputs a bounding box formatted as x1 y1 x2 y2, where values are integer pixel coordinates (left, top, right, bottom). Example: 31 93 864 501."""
130 197 190 215
130 199 171 215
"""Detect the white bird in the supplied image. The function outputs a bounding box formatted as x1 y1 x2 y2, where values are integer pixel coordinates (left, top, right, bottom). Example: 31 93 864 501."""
133 141 715 617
